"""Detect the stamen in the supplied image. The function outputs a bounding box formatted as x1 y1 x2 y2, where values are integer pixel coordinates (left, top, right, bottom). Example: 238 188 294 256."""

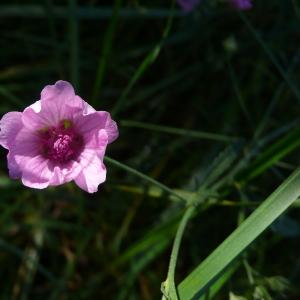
40 120 83 163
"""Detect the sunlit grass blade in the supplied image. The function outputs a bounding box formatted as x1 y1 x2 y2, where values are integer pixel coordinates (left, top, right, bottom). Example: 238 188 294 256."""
199 262 240 300
177 167 300 299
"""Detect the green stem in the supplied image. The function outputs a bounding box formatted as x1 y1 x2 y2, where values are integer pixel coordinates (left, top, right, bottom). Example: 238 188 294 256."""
162 205 195 300
177 167 300 299
121 120 238 142
104 156 187 203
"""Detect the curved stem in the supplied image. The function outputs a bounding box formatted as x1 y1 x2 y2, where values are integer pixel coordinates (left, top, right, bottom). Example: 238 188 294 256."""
104 156 187 203
163 205 195 300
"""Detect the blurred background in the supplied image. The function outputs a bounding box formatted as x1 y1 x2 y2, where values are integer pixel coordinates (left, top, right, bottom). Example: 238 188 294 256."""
1 0 300 299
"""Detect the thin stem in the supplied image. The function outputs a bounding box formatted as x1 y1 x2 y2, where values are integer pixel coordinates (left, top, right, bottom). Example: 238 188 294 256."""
121 120 238 142
104 156 187 203
162 206 195 300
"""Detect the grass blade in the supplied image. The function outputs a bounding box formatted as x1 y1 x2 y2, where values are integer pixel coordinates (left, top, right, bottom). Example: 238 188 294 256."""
121 120 238 142
177 167 300 299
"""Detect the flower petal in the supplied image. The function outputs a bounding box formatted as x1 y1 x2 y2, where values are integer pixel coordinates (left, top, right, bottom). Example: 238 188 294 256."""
22 81 83 130
7 152 22 179
9 127 42 180
11 127 41 158
0 112 23 149
74 113 106 137
21 155 53 189
84 129 108 159
103 112 118 144
29 100 41 113
74 131 108 193
74 111 118 144
49 161 82 186
22 102 82 130
41 80 75 102
74 156 107 193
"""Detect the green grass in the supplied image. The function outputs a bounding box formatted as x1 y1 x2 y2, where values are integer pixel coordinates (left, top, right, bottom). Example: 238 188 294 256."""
1 1 300 299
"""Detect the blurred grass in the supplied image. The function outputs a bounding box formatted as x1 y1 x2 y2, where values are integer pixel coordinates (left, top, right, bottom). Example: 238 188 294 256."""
1 1 300 300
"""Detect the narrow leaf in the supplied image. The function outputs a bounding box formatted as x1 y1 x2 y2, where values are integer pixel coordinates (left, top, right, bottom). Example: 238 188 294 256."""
177 167 300 299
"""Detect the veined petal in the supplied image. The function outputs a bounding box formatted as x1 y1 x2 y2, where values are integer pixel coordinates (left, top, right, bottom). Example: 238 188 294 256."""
21 155 53 189
41 80 75 102
84 129 108 159
49 161 82 186
0 112 23 149
74 112 118 144
74 156 107 193
22 102 82 130
103 112 118 144
22 81 84 129
10 127 41 158
74 131 108 193
41 81 85 116
7 152 22 179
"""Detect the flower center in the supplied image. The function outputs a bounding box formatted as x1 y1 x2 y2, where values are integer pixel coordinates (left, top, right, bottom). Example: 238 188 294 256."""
40 120 83 163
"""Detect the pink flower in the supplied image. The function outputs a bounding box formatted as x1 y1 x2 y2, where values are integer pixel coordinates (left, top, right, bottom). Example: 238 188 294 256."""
0 80 118 193
229 0 252 10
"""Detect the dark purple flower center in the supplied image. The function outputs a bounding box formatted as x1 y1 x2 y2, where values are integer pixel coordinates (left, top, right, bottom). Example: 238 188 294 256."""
40 120 83 163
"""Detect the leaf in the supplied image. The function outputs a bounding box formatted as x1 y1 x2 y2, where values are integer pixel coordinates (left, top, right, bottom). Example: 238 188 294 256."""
177 168 300 299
